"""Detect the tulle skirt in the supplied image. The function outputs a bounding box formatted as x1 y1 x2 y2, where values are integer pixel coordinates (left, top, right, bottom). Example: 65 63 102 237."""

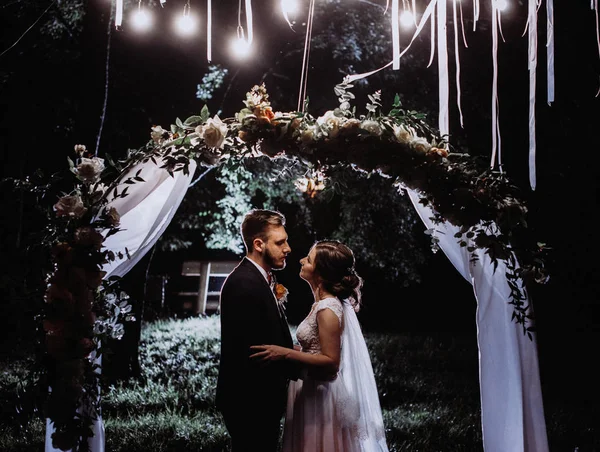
282 373 388 452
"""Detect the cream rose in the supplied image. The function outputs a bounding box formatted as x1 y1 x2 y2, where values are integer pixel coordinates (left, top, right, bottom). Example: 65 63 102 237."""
317 111 342 138
360 119 383 136
74 227 104 249
75 157 105 183
202 115 228 149
150 125 168 144
104 206 121 227
411 136 431 153
300 125 318 144
341 118 361 131
393 124 415 144
54 195 87 218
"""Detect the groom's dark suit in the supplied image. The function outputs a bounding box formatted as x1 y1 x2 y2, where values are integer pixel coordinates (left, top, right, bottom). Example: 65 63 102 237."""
216 257 298 452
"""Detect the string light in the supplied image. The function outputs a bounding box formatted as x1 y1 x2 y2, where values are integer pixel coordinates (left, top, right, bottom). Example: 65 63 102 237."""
495 0 509 11
230 0 252 59
176 0 198 36
281 0 298 16
400 10 414 28
131 0 152 32
230 26 252 59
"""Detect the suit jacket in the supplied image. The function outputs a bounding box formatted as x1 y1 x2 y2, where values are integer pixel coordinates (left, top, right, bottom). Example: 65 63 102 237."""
215 257 298 417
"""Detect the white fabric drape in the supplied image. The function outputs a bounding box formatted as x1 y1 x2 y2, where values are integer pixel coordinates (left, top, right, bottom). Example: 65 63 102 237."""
44 158 196 452
101 157 197 279
45 350 105 452
338 301 389 450
406 188 549 452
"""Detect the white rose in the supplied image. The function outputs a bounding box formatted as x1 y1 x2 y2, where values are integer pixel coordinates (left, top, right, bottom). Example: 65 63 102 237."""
75 157 105 183
393 124 415 144
104 206 121 227
341 118 361 131
202 115 228 149
360 119 383 136
190 125 204 146
317 111 342 138
300 125 318 144
53 195 87 218
411 136 431 153
74 144 87 156
151 125 168 144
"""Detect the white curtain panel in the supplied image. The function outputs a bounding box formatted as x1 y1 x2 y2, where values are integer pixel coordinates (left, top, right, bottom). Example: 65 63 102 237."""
406 188 549 452
101 157 198 279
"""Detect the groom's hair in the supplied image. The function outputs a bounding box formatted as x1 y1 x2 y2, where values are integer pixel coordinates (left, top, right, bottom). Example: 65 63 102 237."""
241 209 286 253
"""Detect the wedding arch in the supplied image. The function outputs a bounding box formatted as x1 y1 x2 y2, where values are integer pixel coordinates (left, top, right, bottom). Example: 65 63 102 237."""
42 82 550 452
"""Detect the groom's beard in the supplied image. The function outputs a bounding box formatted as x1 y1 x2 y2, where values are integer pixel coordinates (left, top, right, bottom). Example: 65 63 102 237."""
265 248 286 271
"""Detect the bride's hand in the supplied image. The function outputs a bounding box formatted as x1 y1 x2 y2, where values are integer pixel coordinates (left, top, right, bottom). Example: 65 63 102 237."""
249 345 290 362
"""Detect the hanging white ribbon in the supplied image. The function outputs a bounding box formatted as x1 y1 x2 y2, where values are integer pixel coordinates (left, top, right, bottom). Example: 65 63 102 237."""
345 0 437 83
281 0 294 29
207 0 212 62
527 0 538 190
452 0 464 128
115 0 123 28
547 0 555 104
245 0 253 44
594 0 600 96
437 0 449 139
427 5 435 68
473 0 480 31
490 3 501 170
412 0 418 26
392 0 400 70
459 0 468 48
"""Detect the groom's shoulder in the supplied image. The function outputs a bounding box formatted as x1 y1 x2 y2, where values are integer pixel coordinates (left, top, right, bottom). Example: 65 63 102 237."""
223 259 256 285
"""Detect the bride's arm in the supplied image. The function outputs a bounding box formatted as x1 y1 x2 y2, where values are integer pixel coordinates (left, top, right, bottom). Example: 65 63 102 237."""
250 309 341 377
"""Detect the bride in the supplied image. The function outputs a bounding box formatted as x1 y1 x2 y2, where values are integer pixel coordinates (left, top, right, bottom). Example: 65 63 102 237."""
250 240 389 451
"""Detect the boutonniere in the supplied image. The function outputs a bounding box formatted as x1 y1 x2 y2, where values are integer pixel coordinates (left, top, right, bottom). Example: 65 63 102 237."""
274 283 289 309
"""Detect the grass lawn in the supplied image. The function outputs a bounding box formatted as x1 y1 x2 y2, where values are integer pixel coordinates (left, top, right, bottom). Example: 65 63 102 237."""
1 315 598 451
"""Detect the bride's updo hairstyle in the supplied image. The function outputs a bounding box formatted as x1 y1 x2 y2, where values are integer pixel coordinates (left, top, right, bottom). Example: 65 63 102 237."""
313 240 363 310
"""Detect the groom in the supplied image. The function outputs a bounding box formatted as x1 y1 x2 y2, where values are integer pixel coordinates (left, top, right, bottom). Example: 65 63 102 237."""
216 209 299 452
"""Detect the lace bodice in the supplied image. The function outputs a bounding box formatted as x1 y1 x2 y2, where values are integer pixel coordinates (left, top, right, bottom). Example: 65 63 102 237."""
296 297 344 354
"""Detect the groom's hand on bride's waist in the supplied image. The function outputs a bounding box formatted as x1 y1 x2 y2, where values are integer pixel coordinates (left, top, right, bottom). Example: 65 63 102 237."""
249 344 291 363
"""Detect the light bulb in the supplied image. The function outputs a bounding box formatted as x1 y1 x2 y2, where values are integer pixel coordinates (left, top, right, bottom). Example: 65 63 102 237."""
132 9 152 32
281 0 298 16
400 10 414 29
496 0 509 11
230 36 252 59
176 13 198 36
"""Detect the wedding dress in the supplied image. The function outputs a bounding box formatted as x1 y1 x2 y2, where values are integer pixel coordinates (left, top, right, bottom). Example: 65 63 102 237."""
282 297 389 452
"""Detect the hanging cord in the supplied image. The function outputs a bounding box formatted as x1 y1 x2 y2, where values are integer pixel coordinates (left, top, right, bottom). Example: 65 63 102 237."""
297 0 315 112
0 1 56 58
188 166 214 187
95 0 115 156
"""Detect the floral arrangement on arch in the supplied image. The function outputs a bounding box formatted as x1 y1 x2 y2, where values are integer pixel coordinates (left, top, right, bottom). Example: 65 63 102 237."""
141 80 548 337
33 78 549 450
43 145 134 450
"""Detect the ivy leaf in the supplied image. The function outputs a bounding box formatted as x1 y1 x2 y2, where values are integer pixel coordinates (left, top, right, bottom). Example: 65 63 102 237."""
200 104 210 122
184 115 204 127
